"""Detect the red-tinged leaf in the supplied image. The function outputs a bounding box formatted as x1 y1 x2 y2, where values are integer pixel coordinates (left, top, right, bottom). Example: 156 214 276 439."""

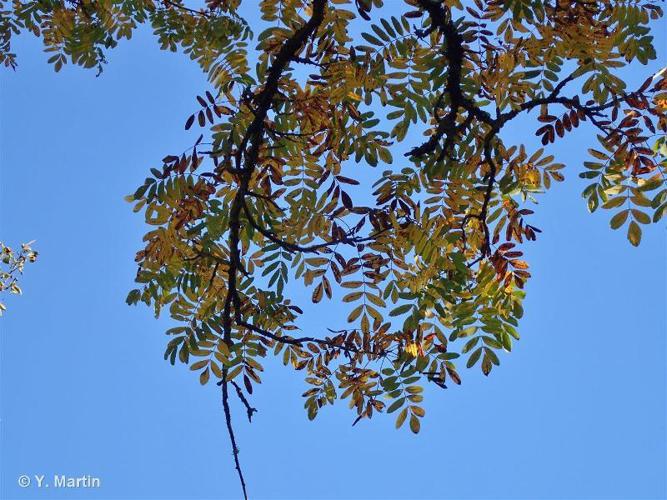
643 116 656 133
537 114 557 123
411 405 425 417
638 75 653 93
570 110 579 127
446 366 461 385
562 112 572 131
357 5 371 20
409 414 420 434
288 305 303 314
540 133 549 146
503 251 522 258
337 175 360 185
216 105 234 115
481 355 492 376
191 150 199 172
555 120 564 138
178 154 188 174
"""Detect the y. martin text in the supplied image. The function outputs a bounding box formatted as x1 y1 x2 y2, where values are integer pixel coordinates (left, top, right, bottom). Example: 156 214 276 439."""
54 474 101 488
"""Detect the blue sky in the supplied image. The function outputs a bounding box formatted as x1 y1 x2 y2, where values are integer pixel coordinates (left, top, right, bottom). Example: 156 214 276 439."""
1 8 665 500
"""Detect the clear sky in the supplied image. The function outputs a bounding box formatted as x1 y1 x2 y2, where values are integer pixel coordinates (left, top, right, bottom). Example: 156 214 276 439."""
1 7 665 500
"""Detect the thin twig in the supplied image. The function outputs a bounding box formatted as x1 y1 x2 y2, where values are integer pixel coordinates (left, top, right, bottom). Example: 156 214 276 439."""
221 370 249 500
230 380 257 422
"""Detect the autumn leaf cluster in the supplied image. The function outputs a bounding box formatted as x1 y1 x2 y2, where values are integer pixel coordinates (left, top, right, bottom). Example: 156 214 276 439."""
2 0 665 455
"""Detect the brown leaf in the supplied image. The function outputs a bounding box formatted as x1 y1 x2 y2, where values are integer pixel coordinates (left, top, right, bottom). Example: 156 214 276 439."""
312 283 323 303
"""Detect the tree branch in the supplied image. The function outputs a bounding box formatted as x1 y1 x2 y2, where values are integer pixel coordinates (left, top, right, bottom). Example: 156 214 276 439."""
407 0 494 159
161 0 213 18
242 200 374 253
230 380 257 422
221 370 248 500
238 320 386 358
217 4 329 496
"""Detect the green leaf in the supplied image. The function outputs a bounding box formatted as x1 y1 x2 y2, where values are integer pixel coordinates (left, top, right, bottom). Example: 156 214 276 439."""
389 304 412 317
387 397 405 413
361 33 382 46
343 291 363 303
602 196 626 209
347 304 363 322
125 289 141 305
395 407 408 429
466 347 482 368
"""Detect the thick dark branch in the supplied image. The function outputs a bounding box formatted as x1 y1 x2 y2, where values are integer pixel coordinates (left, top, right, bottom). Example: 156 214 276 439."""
217 4 329 497
497 70 648 133
235 0 327 164
238 320 385 358
408 0 465 158
407 0 494 159
502 71 577 121
477 135 498 254
292 55 327 67
462 131 498 266
222 0 328 343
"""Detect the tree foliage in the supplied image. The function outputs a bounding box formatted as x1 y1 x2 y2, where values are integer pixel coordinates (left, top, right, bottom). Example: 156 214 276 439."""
0 241 37 315
3 0 666 497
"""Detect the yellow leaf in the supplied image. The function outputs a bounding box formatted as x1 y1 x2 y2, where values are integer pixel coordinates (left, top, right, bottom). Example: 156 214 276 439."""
199 368 210 385
347 304 363 322
409 414 420 434
395 407 408 429
627 220 641 246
